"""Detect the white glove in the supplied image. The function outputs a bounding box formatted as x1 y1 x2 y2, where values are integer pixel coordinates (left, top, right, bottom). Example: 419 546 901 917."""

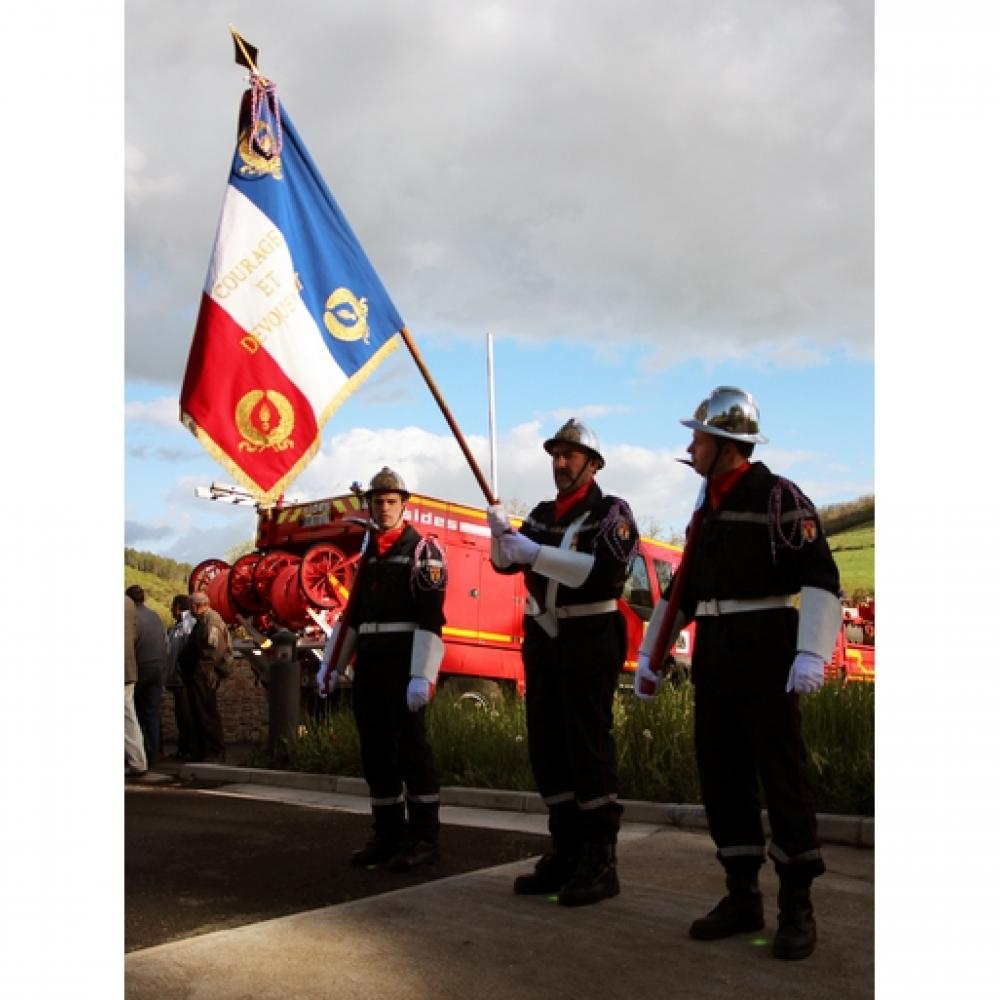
315 624 340 698
633 653 663 700
407 676 432 712
499 531 540 565
785 651 826 694
486 503 511 538
315 663 330 698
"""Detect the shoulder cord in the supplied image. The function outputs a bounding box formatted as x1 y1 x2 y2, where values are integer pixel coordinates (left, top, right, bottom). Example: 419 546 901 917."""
767 477 814 562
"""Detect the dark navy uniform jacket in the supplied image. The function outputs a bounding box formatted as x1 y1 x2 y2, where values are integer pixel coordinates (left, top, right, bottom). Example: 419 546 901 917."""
679 462 840 696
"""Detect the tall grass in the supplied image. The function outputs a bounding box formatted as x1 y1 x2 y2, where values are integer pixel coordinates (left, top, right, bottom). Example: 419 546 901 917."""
799 681 875 815
250 681 874 816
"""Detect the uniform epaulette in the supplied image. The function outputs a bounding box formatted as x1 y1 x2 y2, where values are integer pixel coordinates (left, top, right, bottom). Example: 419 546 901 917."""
767 476 820 561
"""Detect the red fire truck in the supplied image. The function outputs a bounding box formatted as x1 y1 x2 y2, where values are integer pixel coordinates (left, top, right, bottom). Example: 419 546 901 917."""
189 490 693 705
826 599 875 684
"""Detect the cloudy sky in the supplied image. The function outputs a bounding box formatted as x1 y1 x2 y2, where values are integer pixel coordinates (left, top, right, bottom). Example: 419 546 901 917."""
124 0 873 563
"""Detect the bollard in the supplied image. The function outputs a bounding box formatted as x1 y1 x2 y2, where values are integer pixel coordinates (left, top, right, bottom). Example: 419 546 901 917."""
268 629 300 755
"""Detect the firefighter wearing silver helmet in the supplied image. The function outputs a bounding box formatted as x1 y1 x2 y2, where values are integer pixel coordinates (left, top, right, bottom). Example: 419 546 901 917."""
635 386 841 961
487 418 638 907
321 466 448 873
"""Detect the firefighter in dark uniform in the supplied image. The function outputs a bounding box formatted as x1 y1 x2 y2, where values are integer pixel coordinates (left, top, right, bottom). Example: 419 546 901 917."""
488 419 639 906
635 387 841 960
318 467 447 872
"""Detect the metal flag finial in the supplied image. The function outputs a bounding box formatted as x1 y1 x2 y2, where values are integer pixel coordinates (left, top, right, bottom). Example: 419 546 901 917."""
229 24 260 76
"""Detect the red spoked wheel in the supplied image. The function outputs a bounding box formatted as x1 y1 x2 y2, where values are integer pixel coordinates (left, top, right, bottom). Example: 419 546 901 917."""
228 552 269 615
252 551 299 609
189 558 229 595
299 543 360 611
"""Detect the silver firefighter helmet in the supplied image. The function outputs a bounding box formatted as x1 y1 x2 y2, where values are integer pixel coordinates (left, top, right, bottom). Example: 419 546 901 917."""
680 386 768 444
543 418 606 470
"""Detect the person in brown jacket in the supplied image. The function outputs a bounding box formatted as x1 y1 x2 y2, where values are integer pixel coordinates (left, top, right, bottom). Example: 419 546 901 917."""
125 594 150 777
179 591 228 762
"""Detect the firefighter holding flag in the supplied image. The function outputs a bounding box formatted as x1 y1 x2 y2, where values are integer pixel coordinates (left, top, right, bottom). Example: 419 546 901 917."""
489 420 639 907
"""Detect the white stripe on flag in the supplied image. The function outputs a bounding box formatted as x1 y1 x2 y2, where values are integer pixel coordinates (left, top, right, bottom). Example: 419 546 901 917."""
204 186 348 415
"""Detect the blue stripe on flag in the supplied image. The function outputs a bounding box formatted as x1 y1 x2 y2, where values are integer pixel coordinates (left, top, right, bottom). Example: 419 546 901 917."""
228 102 403 379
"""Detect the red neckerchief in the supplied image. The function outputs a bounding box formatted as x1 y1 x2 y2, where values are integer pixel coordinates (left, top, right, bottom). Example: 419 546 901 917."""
375 523 405 555
708 461 751 510
554 479 594 522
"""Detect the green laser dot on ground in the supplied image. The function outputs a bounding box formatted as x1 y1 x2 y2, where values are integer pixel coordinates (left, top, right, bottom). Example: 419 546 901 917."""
751 937 769 947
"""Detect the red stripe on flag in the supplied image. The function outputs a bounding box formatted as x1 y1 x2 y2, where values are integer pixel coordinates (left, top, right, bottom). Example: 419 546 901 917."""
180 295 319 496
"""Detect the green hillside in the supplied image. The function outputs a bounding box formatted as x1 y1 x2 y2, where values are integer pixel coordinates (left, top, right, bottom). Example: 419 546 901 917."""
827 520 874 600
124 549 192 626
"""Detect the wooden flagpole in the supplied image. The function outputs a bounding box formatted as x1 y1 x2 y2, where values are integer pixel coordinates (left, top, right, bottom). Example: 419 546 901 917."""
400 327 499 506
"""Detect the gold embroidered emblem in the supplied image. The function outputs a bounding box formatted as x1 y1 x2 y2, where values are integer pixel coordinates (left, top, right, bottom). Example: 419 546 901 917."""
235 389 296 452
237 121 283 179
323 287 370 343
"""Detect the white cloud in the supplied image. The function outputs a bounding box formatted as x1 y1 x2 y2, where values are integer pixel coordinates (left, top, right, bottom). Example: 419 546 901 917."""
124 142 180 208
124 396 183 430
158 425 706 558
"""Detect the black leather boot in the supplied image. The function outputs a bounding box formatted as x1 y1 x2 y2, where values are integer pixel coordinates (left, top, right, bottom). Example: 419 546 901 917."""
388 839 441 872
349 836 400 867
689 872 765 940
774 882 817 960
557 844 620 907
513 851 579 895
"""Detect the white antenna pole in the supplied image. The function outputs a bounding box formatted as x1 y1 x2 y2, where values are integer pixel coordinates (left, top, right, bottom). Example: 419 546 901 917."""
486 332 499 499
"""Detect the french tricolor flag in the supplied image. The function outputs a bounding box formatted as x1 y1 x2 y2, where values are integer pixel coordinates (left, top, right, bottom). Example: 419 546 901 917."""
181 79 403 500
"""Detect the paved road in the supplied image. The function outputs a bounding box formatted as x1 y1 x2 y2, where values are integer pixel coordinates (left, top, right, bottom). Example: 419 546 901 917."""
127 785 873 1000
125 781 550 952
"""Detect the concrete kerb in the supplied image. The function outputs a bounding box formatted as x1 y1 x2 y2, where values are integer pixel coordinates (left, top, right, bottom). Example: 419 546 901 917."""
180 763 873 847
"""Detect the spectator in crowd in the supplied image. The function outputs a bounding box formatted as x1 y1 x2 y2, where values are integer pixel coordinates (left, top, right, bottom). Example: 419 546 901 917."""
180 590 229 763
165 594 196 760
124 594 150 779
126 585 169 765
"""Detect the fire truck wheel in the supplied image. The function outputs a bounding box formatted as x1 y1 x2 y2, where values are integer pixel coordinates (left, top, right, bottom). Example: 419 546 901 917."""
444 678 505 712
188 558 229 594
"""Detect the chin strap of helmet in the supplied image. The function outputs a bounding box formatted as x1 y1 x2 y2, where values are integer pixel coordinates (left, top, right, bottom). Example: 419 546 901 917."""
704 437 726 481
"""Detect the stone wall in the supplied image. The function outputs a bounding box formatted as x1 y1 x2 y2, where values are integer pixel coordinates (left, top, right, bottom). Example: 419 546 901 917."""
159 658 271 746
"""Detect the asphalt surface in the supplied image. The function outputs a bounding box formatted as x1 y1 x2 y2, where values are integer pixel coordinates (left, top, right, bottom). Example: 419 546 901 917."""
125 759 874 1000
125 782 550 952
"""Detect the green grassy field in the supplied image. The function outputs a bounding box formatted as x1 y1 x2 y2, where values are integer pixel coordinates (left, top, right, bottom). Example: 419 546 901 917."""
827 520 874 598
